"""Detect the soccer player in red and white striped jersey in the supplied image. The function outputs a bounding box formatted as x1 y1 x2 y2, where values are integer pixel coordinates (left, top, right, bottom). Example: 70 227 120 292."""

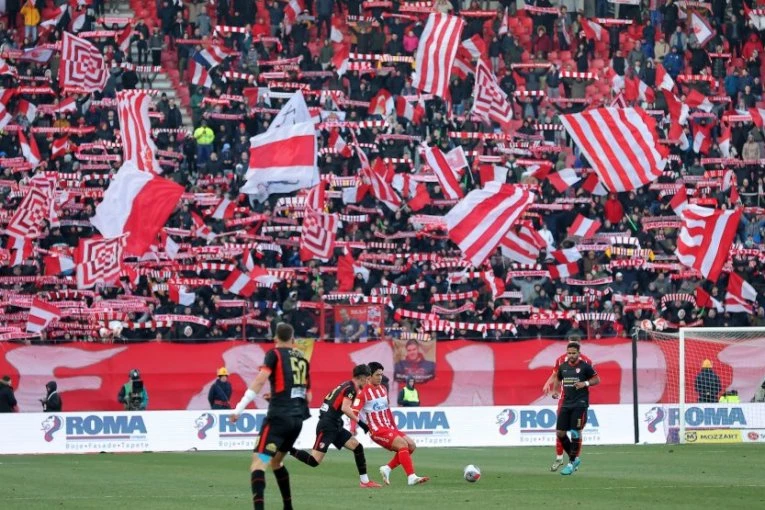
542 342 593 472
352 362 429 486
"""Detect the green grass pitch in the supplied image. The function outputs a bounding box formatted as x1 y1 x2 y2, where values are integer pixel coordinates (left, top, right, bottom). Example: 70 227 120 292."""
2 445 764 509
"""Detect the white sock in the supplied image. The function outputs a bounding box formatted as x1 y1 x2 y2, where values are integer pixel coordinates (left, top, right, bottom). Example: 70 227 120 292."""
556 455 564 460
407 474 417 481
360 474 369 483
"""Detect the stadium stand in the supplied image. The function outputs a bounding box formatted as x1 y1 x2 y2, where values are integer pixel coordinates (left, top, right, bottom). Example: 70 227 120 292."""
1 0 765 344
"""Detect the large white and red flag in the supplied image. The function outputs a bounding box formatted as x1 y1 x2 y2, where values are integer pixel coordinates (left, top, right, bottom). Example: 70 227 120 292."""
90 161 184 256
422 144 464 200
241 92 318 201
690 11 713 47
547 168 581 193
222 269 257 297
462 34 487 60
117 90 159 174
76 235 127 289
26 297 62 334
445 182 535 267
413 13 465 98
725 272 758 313
675 205 742 282
472 59 513 129
299 211 339 261
4 187 49 239
59 32 109 92
559 107 667 192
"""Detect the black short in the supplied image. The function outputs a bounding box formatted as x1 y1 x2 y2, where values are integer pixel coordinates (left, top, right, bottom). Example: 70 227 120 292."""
313 419 353 453
254 415 304 457
556 406 588 432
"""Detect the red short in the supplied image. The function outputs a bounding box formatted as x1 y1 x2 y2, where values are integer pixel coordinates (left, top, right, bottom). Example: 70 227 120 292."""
370 428 405 450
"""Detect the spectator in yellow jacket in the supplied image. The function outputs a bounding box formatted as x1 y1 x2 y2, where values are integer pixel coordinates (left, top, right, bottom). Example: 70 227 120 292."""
20 0 40 42
193 119 215 165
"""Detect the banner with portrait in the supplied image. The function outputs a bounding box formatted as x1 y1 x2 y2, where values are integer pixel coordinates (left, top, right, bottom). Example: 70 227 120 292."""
392 337 437 383
333 305 383 342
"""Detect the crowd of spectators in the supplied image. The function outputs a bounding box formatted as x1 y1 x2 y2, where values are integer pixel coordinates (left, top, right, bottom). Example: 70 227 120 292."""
2 0 765 345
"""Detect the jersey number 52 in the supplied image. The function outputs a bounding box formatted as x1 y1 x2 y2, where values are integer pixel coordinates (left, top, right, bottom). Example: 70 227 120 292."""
290 357 308 386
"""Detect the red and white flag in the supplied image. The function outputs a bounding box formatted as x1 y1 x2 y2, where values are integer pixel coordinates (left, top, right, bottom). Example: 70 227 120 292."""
547 168 581 193
169 284 196 306
52 96 78 115
26 298 62 334
51 137 75 159
284 0 305 33
191 212 215 242
478 164 509 186
445 182 535 267
670 185 688 216
117 90 159 174
19 131 41 168
500 225 546 265
413 13 465 98
59 32 109 93
422 144 464 200
16 99 37 123
624 76 655 104
5 187 48 239
695 286 724 312
6 236 33 266
0 102 12 129
304 181 327 211
189 59 213 88
685 89 713 112
462 34 487 60
44 253 76 275
90 161 184 256
725 272 758 313
395 96 425 124
76 235 127 288
675 205 741 282
40 5 68 28
472 59 513 129
551 247 582 264
748 107 765 128
328 129 352 157
299 211 339 261
568 214 601 239
116 24 133 53
582 19 604 41
655 63 675 92
548 262 580 280
337 249 367 292
222 269 257 297
211 197 236 220
361 157 402 211
690 12 713 47
241 92 318 200
559 107 667 192
368 88 394 116
718 122 731 158
451 47 474 80
744 4 765 30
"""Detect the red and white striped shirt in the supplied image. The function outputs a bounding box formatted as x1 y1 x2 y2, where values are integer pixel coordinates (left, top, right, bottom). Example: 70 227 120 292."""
353 384 396 432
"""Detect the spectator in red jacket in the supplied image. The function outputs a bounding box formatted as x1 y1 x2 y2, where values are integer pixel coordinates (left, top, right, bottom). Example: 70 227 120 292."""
604 194 625 225
533 26 552 56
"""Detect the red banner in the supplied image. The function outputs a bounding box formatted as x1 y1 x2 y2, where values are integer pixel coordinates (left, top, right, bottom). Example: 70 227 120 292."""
1 339 763 412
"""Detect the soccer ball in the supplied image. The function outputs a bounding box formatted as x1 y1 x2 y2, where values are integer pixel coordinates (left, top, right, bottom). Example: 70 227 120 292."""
463 464 481 483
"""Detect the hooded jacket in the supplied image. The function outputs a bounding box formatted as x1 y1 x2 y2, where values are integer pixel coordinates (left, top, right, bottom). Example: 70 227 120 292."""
42 381 62 412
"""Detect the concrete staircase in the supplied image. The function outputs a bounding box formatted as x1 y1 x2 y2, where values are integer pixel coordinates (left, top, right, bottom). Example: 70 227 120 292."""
110 2 194 131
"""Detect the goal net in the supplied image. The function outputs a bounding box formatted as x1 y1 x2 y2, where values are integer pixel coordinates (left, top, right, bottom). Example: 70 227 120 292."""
639 326 765 444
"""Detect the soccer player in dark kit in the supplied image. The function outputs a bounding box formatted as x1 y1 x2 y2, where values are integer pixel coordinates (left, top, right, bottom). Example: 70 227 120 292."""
289 364 382 488
230 323 310 510
556 341 600 476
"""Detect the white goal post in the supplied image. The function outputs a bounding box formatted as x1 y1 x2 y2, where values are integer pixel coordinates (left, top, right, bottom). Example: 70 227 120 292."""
641 326 765 444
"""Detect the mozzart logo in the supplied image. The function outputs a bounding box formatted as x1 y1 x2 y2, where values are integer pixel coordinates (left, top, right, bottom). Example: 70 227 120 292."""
194 412 267 440
644 406 747 433
42 415 148 442
496 408 600 435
